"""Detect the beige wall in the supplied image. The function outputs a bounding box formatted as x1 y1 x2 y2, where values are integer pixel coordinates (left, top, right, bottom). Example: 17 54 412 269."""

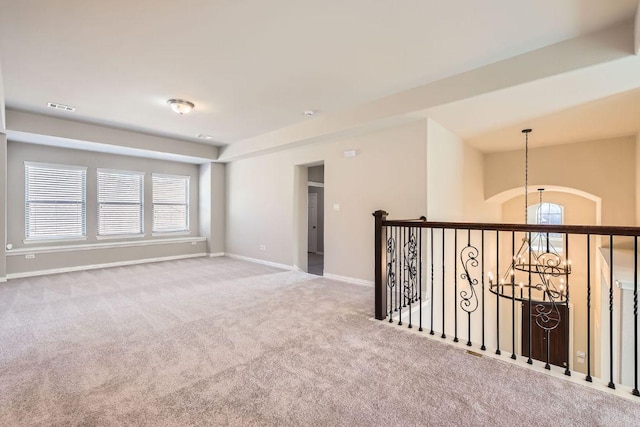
425 119 501 345
226 120 428 282
199 162 226 254
427 118 499 222
210 163 226 254
7 110 218 161
636 132 640 225
0 133 6 279
0 63 5 131
485 136 635 226
224 116 505 287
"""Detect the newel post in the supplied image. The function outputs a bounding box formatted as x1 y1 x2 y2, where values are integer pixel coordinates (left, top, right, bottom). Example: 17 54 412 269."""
373 210 388 320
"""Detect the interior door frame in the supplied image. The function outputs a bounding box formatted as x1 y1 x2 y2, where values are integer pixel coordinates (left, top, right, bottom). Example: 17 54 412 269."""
308 192 318 253
293 162 324 273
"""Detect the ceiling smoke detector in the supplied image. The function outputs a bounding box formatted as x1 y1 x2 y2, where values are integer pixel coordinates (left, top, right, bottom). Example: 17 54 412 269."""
304 110 315 116
167 99 195 115
196 134 213 140
47 102 75 112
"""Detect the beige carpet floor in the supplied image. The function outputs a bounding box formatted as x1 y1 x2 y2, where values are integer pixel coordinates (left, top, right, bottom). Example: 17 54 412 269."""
0 256 639 426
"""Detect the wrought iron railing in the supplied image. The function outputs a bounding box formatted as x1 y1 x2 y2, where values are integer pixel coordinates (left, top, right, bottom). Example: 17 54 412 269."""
373 210 640 397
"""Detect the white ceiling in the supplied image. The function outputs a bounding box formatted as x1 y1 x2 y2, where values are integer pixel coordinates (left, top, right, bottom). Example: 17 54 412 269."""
427 54 640 151
464 83 640 152
0 1 638 151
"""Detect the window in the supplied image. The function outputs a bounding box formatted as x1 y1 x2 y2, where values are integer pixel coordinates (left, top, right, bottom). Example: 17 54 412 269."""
527 202 564 253
152 174 189 233
97 169 144 236
25 162 87 240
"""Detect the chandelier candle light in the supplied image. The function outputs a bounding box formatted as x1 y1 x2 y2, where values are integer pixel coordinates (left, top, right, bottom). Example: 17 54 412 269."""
487 129 571 371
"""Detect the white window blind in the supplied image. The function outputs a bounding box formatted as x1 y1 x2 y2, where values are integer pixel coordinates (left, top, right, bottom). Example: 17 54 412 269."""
25 162 87 240
98 169 144 236
527 202 565 253
152 174 189 233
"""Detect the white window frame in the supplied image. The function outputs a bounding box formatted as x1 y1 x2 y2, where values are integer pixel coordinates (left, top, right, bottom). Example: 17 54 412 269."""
527 202 564 254
152 173 190 234
97 168 145 238
24 161 87 243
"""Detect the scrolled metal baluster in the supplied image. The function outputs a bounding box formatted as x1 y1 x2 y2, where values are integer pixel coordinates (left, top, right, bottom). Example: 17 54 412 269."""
459 229 479 347
393 227 400 311
404 227 418 329
386 228 396 323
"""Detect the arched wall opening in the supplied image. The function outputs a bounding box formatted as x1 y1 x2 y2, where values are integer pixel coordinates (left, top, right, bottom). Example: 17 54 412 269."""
490 185 602 377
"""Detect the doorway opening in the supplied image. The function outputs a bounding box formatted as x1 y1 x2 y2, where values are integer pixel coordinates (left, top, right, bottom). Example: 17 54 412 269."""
307 165 324 276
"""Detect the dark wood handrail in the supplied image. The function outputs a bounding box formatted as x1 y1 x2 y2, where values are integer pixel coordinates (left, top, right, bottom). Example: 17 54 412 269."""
382 218 640 236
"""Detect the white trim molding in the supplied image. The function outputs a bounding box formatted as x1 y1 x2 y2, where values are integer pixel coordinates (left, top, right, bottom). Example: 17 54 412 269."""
307 181 324 188
209 252 225 257
323 273 373 287
226 253 296 271
7 236 206 256
0 276 6 283
6 253 207 280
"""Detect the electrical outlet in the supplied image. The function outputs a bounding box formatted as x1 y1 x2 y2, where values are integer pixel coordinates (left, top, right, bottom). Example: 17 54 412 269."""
191 241 197 245
259 244 266 251
25 254 35 259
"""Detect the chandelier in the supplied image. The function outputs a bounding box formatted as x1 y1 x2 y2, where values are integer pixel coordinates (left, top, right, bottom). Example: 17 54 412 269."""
487 129 571 335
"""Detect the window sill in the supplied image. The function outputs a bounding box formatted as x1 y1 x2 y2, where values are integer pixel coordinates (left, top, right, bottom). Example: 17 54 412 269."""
96 233 146 240
152 231 191 237
8 236 206 256
23 236 88 245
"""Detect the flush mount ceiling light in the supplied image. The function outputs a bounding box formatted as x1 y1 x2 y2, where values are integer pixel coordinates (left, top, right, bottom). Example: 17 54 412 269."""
167 99 195 115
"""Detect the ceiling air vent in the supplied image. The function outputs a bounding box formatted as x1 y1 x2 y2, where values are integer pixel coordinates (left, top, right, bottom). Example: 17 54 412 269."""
47 102 76 112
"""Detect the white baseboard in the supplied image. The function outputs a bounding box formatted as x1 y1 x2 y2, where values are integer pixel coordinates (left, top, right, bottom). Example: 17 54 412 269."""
226 253 297 271
6 253 207 280
209 252 225 257
7 236 206 256
0 276 6 283
323 273 373 287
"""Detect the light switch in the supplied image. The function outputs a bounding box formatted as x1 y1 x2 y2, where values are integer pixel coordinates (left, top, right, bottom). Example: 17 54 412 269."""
333 203 340 211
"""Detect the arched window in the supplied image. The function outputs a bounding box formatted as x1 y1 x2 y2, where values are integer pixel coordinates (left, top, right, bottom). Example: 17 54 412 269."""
527 202 564 253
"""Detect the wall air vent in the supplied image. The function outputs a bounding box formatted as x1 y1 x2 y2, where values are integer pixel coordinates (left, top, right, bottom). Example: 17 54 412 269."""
47 102 76 112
